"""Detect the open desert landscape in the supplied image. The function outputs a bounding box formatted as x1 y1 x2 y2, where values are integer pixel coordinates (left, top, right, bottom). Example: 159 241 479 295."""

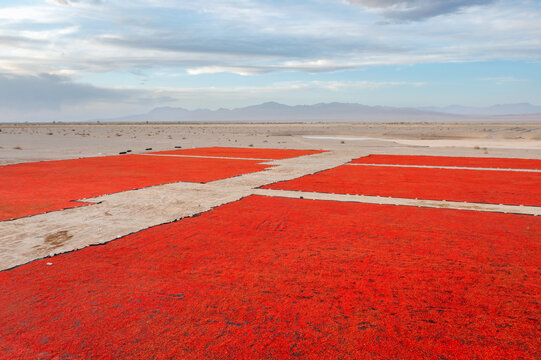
2 0 541 358
0 123 539 359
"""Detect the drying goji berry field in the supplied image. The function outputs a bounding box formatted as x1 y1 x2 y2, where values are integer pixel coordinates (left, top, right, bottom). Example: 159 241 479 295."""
150 147 323 159
0 196 539 359
0 153 273 221
352 154 541 169
0 150 540 360
264 161 541 206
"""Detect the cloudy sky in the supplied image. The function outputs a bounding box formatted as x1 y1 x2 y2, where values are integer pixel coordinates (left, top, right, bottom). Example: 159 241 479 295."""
1 0 540 121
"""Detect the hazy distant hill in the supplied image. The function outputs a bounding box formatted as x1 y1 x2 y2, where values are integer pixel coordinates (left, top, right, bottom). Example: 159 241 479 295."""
420 103 541 116
102 102 461 123
97 102 541 123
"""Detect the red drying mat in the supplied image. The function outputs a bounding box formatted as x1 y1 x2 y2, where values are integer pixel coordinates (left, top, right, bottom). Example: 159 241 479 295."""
0 195 539 359
352 154 541 170
263 164 541 206
150 147 324 159
0 154 270 221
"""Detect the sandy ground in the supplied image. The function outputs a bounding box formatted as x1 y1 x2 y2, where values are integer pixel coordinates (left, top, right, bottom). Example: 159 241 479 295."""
1 123 541 165
0 123 540 270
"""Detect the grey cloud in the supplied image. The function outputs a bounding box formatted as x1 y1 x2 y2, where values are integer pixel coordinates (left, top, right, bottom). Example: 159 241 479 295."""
0 73 138 111
0 35 44 47
99 32 401 60
101 34 323 58
347 0 495 21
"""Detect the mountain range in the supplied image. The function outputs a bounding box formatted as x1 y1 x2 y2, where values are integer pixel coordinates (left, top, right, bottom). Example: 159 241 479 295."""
421 103 541 116
98 102 541 123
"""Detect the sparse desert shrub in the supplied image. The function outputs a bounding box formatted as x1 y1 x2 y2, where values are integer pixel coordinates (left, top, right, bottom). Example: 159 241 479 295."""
13 146 22 150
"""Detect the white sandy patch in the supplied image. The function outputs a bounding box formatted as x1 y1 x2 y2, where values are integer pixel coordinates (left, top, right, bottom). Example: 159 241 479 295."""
303 135 541 150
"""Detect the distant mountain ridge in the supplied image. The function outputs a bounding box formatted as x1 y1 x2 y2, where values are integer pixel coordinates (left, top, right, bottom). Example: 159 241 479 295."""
420 103 541 116
98 102 541 123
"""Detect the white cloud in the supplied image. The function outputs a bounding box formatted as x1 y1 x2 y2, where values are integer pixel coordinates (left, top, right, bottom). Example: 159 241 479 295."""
186 66 265 76
308 80 425 90
477 76 529 85
146 80 425 98
0 6 64 24
46 0 104 6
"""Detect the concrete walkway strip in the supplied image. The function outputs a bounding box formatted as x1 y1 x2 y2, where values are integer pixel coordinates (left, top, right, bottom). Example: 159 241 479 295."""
253 189 541 216
347 163 541 172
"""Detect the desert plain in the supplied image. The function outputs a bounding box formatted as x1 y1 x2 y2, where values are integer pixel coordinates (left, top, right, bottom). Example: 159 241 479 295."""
2 122 541 166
